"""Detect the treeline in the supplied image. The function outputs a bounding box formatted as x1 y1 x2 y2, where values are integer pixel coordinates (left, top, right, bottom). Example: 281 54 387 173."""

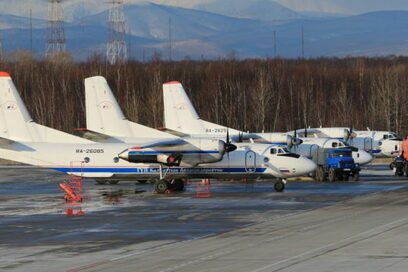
1 55 408 136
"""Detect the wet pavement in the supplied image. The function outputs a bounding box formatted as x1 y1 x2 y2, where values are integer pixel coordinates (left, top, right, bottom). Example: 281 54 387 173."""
0 165 407 272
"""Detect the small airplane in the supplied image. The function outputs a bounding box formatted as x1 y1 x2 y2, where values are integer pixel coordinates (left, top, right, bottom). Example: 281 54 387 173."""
162 81 373 165
293 127 401 158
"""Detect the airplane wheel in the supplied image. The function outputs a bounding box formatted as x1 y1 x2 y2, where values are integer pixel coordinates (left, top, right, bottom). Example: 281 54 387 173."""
171 179 185 191
351 172 360 182
328 168 336 182
138 180 148 184
314 166 323 182
96 180 107 185
108 180 119 185
274 181 285 192
154 180 168 194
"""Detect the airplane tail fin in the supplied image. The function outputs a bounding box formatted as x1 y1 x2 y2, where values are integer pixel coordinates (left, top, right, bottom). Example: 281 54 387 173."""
163 82 238 135
163 81 205 134
0 72 91 143
0 72 34 141
85 76 173 139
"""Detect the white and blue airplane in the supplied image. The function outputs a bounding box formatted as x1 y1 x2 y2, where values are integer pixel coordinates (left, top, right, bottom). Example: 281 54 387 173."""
293 127 401 158
162 81 373 165
0 73 316 193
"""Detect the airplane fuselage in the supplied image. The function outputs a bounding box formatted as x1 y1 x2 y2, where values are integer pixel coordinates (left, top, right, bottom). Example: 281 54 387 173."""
0 142 316 181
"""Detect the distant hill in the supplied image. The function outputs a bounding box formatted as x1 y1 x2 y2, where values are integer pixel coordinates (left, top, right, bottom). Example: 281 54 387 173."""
1 4 408 60
196 0 304 22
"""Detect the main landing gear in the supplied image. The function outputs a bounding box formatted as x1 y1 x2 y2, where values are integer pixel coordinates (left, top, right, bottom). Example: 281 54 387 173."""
274 179 286 192
154 179 185 194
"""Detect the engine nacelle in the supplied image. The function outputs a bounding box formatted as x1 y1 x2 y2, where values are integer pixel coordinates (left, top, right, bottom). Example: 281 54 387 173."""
287 135 303 147
118 139 226 166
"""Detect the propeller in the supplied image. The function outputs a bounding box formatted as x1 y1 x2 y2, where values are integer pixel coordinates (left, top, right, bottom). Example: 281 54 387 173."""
238 131 244 143
345 126 357 142
224 129 237 153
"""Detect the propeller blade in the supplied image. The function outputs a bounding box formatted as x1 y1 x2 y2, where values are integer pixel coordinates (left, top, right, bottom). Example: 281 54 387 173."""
224 130 237 153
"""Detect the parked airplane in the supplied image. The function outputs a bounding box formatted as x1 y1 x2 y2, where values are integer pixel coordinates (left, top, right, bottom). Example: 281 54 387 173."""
162 81 372 165
82 76 315 191
293 127 401 157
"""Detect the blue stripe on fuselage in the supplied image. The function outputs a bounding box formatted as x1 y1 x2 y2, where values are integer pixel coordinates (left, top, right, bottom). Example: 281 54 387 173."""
51 167 267 174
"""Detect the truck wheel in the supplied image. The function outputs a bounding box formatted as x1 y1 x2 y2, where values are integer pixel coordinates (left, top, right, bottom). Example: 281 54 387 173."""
315 166 324 182
154 180 169 194
352 172 360 182
343 173 349 182
328 168 336 182
274 181 285 192
389 162 396 170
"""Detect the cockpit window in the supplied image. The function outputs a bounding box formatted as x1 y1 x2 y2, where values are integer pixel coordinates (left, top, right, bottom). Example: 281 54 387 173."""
383 135 389 140
338 142 345 147
271 148 277 154
282 147 289 153
332 142 338 148
278 148 285 154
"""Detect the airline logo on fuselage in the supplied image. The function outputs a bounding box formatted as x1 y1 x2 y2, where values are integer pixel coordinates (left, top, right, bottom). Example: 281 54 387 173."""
4 101 17 111
175 103 187 110
98 101 112 110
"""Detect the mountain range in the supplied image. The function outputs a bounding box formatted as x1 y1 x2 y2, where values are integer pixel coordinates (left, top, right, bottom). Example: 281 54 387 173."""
1 1 408 60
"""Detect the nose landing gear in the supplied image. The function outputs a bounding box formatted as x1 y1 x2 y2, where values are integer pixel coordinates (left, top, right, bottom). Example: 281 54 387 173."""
274 179 286 192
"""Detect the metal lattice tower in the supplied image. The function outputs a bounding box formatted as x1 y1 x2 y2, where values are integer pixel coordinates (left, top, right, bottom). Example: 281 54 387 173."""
45 0 65 58
107 0 128 64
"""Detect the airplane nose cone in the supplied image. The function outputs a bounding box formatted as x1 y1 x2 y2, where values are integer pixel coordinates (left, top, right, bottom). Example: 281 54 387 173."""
118 150 129 161
304 157 317 173
354 150 373 165
298 157 317 175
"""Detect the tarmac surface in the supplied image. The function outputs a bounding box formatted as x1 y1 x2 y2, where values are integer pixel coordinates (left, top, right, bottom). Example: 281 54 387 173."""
0 164 407 272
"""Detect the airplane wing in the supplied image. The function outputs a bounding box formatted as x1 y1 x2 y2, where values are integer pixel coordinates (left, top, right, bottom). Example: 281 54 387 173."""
293 129 329 138
130 138 187 149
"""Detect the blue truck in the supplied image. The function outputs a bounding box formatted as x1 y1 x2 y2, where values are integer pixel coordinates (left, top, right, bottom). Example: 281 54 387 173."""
312 148 360 182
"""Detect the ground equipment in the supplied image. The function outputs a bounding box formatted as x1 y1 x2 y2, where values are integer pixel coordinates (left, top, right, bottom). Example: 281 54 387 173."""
312 148 360 182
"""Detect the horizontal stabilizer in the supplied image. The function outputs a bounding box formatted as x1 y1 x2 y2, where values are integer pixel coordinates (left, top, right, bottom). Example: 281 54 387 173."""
0 136 16 145
157 128 190 138
73 129 122 143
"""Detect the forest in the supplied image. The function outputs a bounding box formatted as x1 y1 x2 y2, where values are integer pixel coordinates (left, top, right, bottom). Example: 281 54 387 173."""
1 54 407 136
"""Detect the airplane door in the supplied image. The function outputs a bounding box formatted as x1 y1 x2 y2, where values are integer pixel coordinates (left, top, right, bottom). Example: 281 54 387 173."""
364 137 372 151
245 151 256 173
309 144 319 158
